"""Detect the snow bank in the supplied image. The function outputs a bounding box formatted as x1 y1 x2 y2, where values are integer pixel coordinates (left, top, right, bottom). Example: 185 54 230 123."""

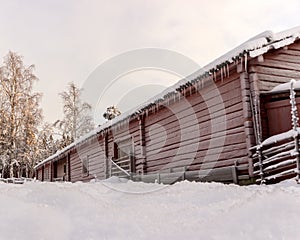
260 128 300 147
270 80 300 93
0 180 299 240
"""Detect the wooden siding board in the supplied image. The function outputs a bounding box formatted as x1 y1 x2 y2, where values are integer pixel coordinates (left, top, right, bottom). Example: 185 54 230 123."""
70 138 106 182
144 72 246 174
250 42 300 92
144 76 241 128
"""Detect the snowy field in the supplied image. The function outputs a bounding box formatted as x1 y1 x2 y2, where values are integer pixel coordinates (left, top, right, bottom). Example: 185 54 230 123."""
0 178 300 240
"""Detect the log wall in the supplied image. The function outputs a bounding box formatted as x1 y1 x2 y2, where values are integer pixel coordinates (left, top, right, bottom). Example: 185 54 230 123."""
250 41 300 92
69 136 106 182
36 168 43 181
249 40 300 140
144 72 248 174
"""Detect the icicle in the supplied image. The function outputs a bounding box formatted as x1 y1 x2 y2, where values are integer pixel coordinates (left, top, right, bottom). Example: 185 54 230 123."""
227 63 230 78
244 54 248 72
220 67 223 83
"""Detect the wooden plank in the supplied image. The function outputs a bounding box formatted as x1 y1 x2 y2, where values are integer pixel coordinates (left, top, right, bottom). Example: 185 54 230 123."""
268 53 300 64
144 101 243 143
286 43 300 51
146 129 246 162
134 166 236 184
250 65 300 79
276 49 300 57
146 125 246 156
145 99 242 140
254 59 300 72
144 77 241 127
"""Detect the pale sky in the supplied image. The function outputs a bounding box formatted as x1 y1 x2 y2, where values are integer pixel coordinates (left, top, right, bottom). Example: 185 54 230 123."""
0 0 299 125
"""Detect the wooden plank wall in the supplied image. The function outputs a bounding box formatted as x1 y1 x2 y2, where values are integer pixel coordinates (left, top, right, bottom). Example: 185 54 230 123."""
144 72 248 174
250 40 300 140
69 136 106 182
36 168 43 181
36 66 250 182
36 61 255 182
106 118 144 174
43 163 51 181
250 41 300 92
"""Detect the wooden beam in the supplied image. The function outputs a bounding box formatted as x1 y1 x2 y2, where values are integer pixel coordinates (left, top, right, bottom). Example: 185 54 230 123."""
240 72 255 177
104 133 109 178
139 115 147 174
67 153 71 182
42 166 44 181
50 162 53 182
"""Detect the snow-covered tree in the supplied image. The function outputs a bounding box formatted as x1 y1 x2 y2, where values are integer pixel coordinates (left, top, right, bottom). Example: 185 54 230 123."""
55 82 94 142
35 123 58 162
0 51 42 178
103 106 121 120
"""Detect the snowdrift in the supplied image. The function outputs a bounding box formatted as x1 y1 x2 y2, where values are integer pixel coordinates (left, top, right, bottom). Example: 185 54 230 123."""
0 179 299 240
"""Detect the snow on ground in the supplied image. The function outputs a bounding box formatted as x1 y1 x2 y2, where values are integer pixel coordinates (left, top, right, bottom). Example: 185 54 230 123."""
0 178 300 240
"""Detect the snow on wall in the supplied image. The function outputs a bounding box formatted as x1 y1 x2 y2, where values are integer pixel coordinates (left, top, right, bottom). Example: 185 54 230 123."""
36 26 300 169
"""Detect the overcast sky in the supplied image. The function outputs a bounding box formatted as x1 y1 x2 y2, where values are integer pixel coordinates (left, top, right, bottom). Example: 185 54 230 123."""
0 0 299 124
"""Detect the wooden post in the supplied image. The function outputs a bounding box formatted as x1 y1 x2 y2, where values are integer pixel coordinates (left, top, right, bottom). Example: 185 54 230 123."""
104 133 109 179
240 71 256 178
232 162 238 184
182 166 187 181
42 165 44 181
67 153 71 182
294 135 300 183
290 79 300 183
157 173 160 184
257 146 265 184
50 161 53 182
139 115 147 174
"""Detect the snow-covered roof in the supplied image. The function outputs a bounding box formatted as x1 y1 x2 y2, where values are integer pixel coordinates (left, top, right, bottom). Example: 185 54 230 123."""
35 26 300 169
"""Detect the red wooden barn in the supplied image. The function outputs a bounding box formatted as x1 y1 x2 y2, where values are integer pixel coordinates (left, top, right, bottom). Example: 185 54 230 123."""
35 26 300 184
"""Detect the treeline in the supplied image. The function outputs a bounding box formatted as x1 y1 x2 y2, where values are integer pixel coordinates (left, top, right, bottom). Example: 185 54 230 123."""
0 51 94 178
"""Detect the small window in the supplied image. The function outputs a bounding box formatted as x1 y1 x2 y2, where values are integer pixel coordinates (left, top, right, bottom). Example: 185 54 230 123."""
116 138 132 159
63 164 67 174
82 157 89 175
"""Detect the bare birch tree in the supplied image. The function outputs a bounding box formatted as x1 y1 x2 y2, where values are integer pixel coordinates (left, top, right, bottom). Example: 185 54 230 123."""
55 82 94 143
0 51 42 177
